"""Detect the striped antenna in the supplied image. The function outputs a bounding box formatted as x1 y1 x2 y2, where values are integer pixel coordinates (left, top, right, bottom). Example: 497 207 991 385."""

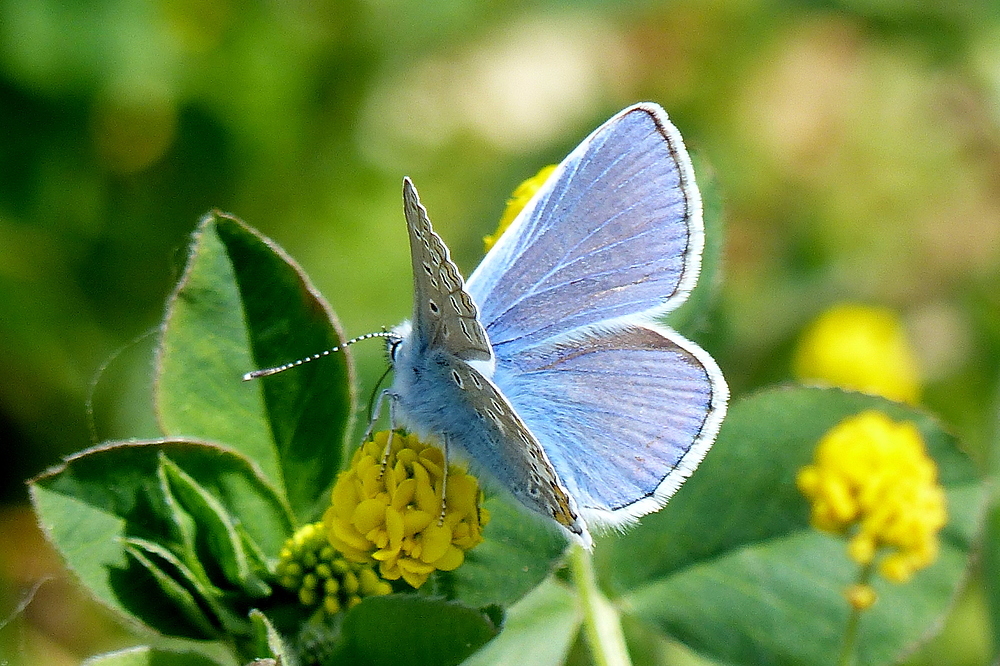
242 331 396 381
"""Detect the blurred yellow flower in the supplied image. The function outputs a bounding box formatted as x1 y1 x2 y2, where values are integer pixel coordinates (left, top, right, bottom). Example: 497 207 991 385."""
323 431 490 589
797 411 947 585
484 164 557 252
275 522 392 614
793 304 921 404
845 583 877 611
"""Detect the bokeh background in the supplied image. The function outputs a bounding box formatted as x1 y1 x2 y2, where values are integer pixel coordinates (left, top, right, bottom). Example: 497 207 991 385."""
1 0 998 664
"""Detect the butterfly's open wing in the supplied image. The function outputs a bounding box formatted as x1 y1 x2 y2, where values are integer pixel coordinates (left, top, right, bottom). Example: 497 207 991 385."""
492 323 727 528
403 177 492 363
466 103 702 358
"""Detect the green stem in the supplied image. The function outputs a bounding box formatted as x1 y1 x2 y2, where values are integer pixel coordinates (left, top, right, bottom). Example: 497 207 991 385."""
838 562 875 666
568 544 633 666
838 606 861 666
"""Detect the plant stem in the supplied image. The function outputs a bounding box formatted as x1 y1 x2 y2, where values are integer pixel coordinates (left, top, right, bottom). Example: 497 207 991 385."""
568 544 633 666
838 606 861 666
838 562 875 666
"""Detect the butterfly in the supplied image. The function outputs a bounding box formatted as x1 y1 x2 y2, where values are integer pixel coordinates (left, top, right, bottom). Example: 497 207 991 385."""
384 103 728 547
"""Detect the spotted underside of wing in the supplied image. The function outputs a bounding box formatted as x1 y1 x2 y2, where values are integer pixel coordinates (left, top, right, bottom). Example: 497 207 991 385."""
444 356 584 537
402 178 492 362
467 104 702 357
492 324 726 523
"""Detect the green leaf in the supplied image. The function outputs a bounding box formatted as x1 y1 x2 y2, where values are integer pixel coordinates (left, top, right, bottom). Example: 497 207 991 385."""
122 542 221 638
439 495 568 608
461 576 581 666
160 455 270 597
327 595 499 666
124 537 247 635
597 386 982 666
248 609 297 666
626 528 976 665
154 461 218 593
81 647 225 666
156 212 354 523
30 439 293 638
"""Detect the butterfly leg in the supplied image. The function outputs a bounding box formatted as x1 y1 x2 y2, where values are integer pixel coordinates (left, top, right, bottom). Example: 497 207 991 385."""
361 389 390 443
378 392 401 479
362 389 400 479
438 435 450 526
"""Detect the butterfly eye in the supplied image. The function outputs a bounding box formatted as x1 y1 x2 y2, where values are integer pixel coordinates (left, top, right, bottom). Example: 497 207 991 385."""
388 337 403 361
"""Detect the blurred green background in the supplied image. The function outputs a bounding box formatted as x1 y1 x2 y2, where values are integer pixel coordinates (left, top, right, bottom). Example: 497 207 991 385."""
1 0 998 663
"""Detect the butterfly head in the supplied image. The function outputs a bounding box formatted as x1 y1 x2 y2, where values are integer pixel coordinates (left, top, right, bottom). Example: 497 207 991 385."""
386 321 411 363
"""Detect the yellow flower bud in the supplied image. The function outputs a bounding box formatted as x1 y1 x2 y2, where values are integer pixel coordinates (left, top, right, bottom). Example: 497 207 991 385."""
275 522 393 614
845 584 877 610
324 596 341 614
299 587 317 606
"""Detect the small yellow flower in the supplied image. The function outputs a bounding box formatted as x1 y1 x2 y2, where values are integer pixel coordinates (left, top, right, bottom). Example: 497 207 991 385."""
323 431 490 589
793 304 921 404
797 411 947 587
275 522 392 613
484 165 557 252
845 584 877 610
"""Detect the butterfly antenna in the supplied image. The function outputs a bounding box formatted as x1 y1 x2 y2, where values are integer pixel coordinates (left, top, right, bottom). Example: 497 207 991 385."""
242 331 396 381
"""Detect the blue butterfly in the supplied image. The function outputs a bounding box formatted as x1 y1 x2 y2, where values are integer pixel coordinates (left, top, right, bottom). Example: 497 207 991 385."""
386 103 728 547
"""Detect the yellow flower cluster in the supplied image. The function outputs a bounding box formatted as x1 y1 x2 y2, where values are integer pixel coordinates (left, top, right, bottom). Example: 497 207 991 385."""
797 411 947 583
484 164 557 252
794 304 921 404
275 522 392 614
323 431 490 589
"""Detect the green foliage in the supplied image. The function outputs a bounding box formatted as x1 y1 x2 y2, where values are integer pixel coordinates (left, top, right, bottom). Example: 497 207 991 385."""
31 439 291 639
462 576 582 666
324 596 499 666
81 646 226 666
247 609 293 666
156 213 354 523
598 387 981 666
28 212 984 666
